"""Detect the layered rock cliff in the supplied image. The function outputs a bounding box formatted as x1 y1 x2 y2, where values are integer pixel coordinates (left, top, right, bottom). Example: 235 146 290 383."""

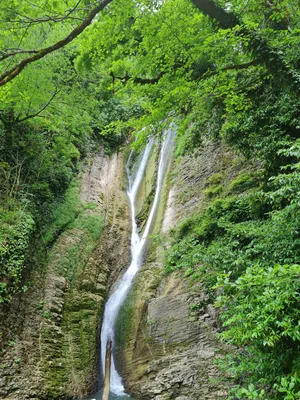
115 140 258 400
0 152 130 399
0 138 257 400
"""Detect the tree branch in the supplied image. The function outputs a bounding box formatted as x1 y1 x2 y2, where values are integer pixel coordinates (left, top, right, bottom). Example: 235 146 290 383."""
0 0 112 87
190 0 300 91
191 0 239 29
112 71 165 85
16 88 60 123
1 0 83 25
112 61 257 87
0 49 39 62
22 0 84 24
198 59 259 80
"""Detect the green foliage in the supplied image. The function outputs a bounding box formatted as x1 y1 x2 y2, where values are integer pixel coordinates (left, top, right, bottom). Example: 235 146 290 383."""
0 0 299 395
205 173 225 187
42 182 82 245
228 173 256 193
232 384 266 400
0 174 103 303
165 140 300 398
203 184 223 198
70 213 104 242
0 2 132 304
216 263 300 346
275 376 300 400
175 118 203 156
0 207 34 302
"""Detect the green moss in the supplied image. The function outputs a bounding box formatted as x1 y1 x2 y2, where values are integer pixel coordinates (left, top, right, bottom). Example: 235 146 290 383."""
42 181 82 245
202 172 226 199
228 172 255 193
136 189 155 229
135 144 158 217
114 286 136 351
67 295 98 312
204 172 224 187
203 184 223 198
39 194 104 396
40 324 66 397
70 213 104 241
41 288 103 396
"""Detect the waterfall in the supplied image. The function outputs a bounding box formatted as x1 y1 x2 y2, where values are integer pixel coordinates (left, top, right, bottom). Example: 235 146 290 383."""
100 127 175 396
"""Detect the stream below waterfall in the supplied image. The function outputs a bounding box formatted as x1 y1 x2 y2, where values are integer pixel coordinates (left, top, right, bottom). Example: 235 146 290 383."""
85 388 134 400
97 128 175 397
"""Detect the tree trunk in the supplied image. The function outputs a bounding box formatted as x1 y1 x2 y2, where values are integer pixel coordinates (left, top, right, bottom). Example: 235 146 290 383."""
191 0 239 28
190 0 299 91
102 339 112 400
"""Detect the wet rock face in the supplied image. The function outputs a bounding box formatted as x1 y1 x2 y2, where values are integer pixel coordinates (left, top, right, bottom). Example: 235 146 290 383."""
0 152 131 400
119 274 228 400
116 142 243 399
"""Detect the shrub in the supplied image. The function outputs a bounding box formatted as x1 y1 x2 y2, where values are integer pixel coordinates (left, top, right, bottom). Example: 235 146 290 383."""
203 184 223 198
204 172 224 187
228 173 255 193
164 140 300 398
0 207 34 302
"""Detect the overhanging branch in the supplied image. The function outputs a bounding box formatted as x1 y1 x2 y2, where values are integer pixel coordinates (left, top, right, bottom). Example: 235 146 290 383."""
111 60 258 87
112 71 165 85
190 0 300 91
198 59 259 80
0 48 39 62
191 0 239 29
0 0 112 87
16 88 60 123
1 0 83 25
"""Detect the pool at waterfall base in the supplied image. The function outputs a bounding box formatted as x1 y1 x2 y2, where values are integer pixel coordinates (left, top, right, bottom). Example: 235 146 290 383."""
85 388 134 400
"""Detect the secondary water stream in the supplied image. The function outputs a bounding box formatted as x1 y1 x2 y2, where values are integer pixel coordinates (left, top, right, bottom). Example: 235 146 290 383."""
100 128 175 397
86 388 133 400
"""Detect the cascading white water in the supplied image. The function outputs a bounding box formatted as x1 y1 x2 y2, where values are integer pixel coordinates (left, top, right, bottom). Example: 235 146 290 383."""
100 128 175 396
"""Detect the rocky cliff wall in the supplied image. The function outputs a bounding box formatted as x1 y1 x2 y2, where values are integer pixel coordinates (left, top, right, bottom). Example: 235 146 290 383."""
0 140 258 400
115 140 257 400
0 152 131 400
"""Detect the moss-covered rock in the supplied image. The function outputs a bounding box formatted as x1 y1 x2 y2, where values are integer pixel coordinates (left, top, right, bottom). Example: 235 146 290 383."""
114 140 256 400
0 151 131 400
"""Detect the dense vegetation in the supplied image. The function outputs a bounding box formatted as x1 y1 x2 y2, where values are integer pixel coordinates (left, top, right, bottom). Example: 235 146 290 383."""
0 0 300 398
165 147 300 398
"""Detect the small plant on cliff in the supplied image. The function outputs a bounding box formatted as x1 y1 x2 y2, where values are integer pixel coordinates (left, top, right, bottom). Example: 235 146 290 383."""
0 207 34 303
